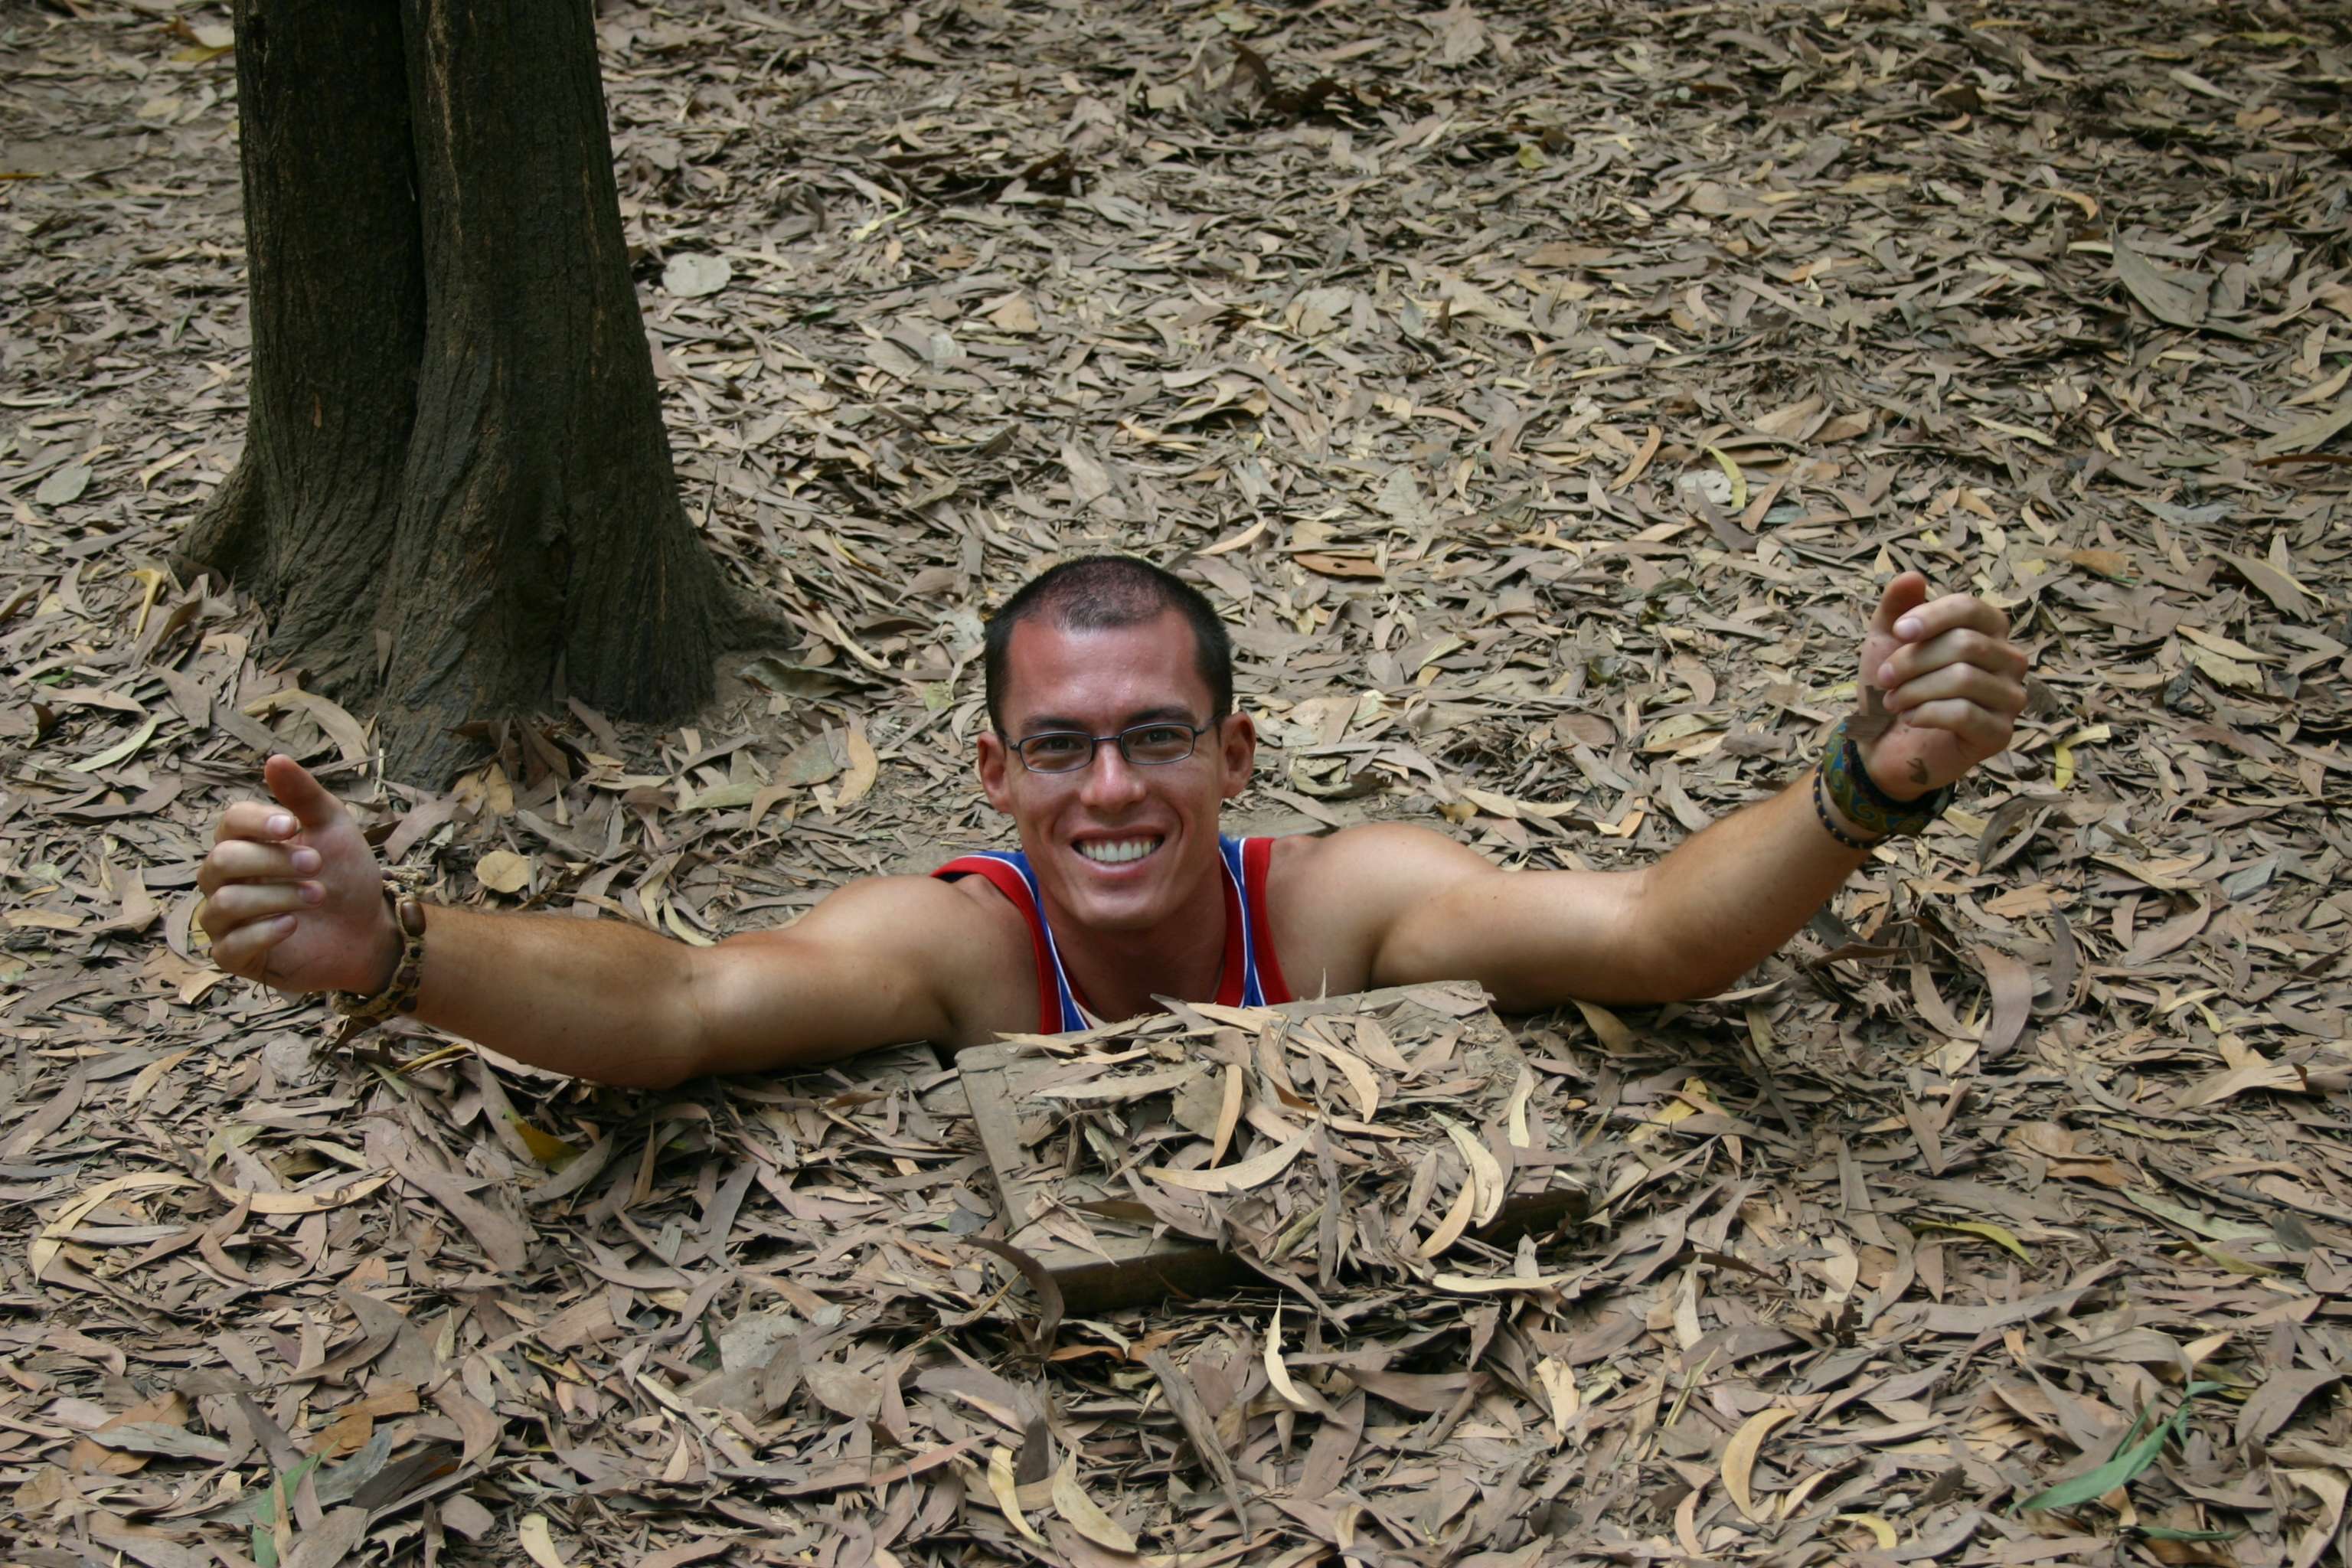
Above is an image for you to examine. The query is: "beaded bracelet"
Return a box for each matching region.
[1811,769,1875,851]
[1818,716,1954,840]
[331,866,431,1027]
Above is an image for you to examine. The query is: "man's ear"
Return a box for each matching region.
[975,731,1014,815]
[1216,712,1256,802]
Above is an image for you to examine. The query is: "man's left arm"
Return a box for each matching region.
[1360,572,2028,1007]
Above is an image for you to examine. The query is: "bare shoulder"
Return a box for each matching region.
[757,871,1014,941]
[1263,823,1498,998]
[1272,820,1495,893]
[722,873,1037,1047]
[1270,819,1658,1005]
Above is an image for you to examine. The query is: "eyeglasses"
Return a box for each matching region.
[1008,720,1217,773]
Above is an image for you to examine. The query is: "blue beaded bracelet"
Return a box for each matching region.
[1818,717,1952,839]
[1811,770,1874,851]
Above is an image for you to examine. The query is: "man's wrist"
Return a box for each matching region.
[1860,753,1930,803]
[1819,720,1953,840]
[1811,769,1883,852]
[364,897,404,995]
[332,874,431,1024]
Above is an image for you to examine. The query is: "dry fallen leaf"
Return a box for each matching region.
[2111,230,2209,329]
[1263,1306,1327,1413]
[1147,1129,1309,1194]
[987,1445,1047,1545]
[475,849,531,894]
[1050,1455,1137,1553]
[834,725,879,812]
[517,1512,570,1568]
[206,1172,392,1216]
[1723,1406,1802,1522]
[662,253,730,298]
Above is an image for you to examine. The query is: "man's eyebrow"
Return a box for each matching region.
[1016,705,1197,733]
[1119,705,1198,727]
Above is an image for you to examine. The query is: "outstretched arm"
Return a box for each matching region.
[386,878,972,1086]
[198,756,972,1087]
[1346,573,2028,1007]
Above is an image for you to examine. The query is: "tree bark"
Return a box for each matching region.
[177,0,422,699]
[181,0,739,782]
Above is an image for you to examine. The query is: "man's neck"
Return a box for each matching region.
[1043,851,1230,1024]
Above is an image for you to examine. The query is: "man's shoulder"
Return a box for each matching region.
[740,871,1038,1045]
[1247,823,1494,997]
[739,871,1027,965]
[1263,820,1483,884]
[1262,822,1492,946]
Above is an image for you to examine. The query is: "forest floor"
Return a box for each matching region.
[3,1,2351,1565]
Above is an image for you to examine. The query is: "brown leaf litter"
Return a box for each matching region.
[4,0,2352,1564]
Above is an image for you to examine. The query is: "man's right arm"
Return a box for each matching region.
[383,880,969,1086]
[199,756,972,1088]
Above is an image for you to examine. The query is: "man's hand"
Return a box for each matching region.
[1860,572,2029,799]
[198,755,394,995]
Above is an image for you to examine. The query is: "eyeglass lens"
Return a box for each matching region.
[1017,723,1201,771]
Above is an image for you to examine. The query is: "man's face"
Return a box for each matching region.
[976,610,1254,935]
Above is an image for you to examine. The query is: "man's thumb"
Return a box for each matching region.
[1868,571,1930,637]
[263,753,343,828]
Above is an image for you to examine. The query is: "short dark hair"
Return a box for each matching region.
[983,555,1233,734]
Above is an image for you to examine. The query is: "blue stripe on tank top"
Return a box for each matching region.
[955,849,1086,1032]
[959,837,1264,1027]
[1217,835,1264,1007]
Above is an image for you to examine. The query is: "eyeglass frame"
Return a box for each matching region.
[1001,717,1223,773]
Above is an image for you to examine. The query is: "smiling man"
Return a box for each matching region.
[197,555,2029,1086]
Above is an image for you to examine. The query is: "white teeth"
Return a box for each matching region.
[1078,838,1161,864]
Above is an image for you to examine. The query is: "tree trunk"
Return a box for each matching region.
[177,0,422,700]
[181,0,741,782]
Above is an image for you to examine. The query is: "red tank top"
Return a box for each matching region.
[931,835,1293,1034]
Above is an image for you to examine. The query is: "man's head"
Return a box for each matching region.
[982,556,1232,736]
[975,557,1254,936]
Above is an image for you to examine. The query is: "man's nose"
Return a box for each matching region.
[1079,742,1148,808]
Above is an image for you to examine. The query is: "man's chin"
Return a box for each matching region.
[1068,899,1165,935]
[1050,851,1175,929]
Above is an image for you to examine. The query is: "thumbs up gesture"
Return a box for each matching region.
[197,755,398,995]
[1857,573,2030,799]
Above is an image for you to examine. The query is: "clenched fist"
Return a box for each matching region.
[1857,572,2030,799]
[198,755,397,995]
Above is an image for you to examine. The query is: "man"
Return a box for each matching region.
[198,557,2029,1087]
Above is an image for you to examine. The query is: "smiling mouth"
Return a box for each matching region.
[1076,835,1164,866]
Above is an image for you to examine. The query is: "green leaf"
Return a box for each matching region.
[2018,1423,2167,1513]
[508,1112,580,1168]
[1916,1218,2031,1261]
[67,714,158,773]
[2186,1236,2282,1276]
[2133,1524,2245,1543]
[247,1451,325,1546]
[2017,1383,2220,1514]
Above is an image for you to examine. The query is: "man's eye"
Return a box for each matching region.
[1028,734,1085,754]
[1134,727,1187,746]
